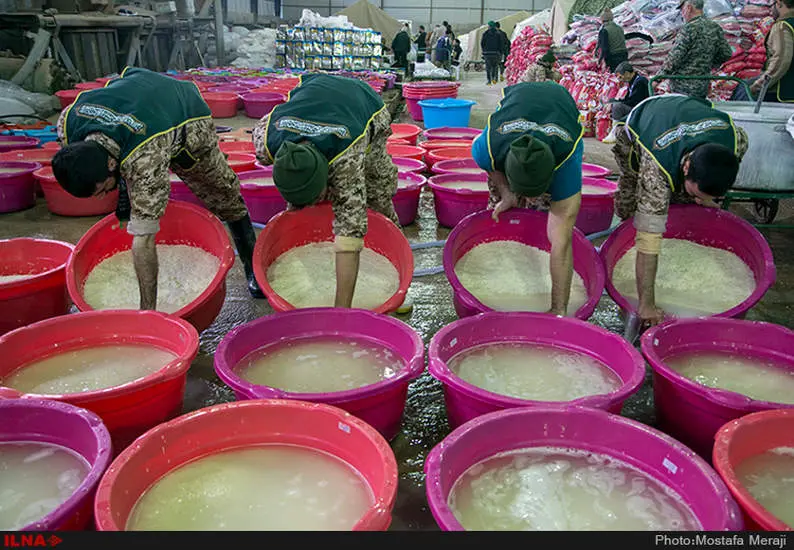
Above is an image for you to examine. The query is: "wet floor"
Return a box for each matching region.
[2,70,793,530]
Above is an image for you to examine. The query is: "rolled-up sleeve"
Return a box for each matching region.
[735,126,749,161]
[633,150,672,234]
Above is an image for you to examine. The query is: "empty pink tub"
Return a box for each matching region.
[423,127,483,141]
[392,157,426,174]
[443,209,606,320]
[428,312,646,429]
[0,399,112,531]
[0,161,41,213]
[576,176,618,235]
[214,308,425,441]
[0,136,39,153]
[424,405,744,531]
[427,172,489,228]
[241,91,286,119]
[168,173,206,209]
[394,171,425,226]
[582,162,611,177]
[238,167,287,225]
[641,317,794,460]
[599,204,776,320]
[431,158,485,176]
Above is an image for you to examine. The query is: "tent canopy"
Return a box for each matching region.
[463,11,532,63]
[336,0,403,46]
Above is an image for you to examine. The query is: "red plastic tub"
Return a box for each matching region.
[0,135,39,153]
[426,146,473,171]
[641,317,794,460]
[419,139,473,153]
[0,148,55,165]
[714,409,794,531]
[252,203,413,315]
[427,172,489,228]
[0,310,199,453]
[238,167,287,225]
[387,137,410,146]
[55,89,80,109]
[214,308,424,441]
[390,123,422,145]
[201,92,239,118]
[576,176,618,235]
[394,171,426,226]
[66,201,235,333]
[428,312,646,429]
[423,127,483,141]
[443,209,606,320]
[0,238,74,336]
[219,140,255,155]
[392,157,426,174]
[599,205,776,321]
[34,166,118,217]
[241,91,286,119]
[42,141,62,151]
[226,153,257,173]
[386,144,424,162]
[0,399,112,531]
[93,399,399,531]
[431,158,486,177]
[75,82,103,91]
[0,161,40,212]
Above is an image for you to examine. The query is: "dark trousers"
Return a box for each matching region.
[484,53,501,83]
[731,77,780,102]
[611,102,632,122]
[393,52,408,68]
[606,51,628,72]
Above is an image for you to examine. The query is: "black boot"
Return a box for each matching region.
[227,214,266,299]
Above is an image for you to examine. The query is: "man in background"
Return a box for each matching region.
[602,62,650,143]
[391,24,411,68]
[414,25,427,63]
[661,0,733,98]
[521,49,562,83]
[429,24,444,63]
[482,21,504,85]
[596,9,628,71]
[495,22,511,81]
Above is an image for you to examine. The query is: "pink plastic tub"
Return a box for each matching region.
[423,127,484,141]
[394,171,426,226]
[392,157,426,174]
[0,136,39,153]
[0,161,40,212]
[214,308,424,441]
[390,123,422,145]
[582,162,611,177]
[238,167,287,225]
[0,310,200,453]
[94,399,399,531]
[576,176,618,235]
[443,209,606,320]
[641,317,794,460]
[0,399,112,531]
[427,172,489,228]
[713,409,794,531]
[424,405,744,531]
[600,205,776,320]
[168,173,205,209]
[34,166,118,217]
[431,158,485,176]
[241,91,286,119]
[386,144,424,161]
[66,201,235,333]
[428,312,646,429]
[0,238,74,336]
[201,92,239,118]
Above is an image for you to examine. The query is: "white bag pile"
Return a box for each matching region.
[231,28,279,68]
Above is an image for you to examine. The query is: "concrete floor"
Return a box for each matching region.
[2,70,793,531]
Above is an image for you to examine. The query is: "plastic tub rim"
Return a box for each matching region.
[0,237,75,292]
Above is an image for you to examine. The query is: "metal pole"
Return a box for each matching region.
[214,0,224,67]
[480,0,484,25]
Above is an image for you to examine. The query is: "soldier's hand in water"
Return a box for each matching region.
[638,304,665,328]
[492,192,518,222]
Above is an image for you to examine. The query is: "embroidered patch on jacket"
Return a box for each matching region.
[496,118,572,141]
[275,117,351,139]
[75,104,146,134]
[654,118,730,149]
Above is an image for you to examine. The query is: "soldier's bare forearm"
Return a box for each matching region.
[132,234,158,310]
[636,251,658,312]
[334,250,360,308]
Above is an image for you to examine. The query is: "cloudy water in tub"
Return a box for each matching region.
[735,446,794,528]
[0,441,90,530]
[449,446,700,531]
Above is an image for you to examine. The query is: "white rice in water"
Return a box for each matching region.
[266,242,399,309]
[82,245,220,314]
[0,274,35,283]
[242,177,274,187]
[581,184,614,196]
[436,180,488,191]
[454,240,588,315]
[611,238,755,316]
[0,167,25,174]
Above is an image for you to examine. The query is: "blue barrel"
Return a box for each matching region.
[418,99,476,130]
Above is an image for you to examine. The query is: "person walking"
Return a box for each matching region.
[391,24,411,69]
[595,9,628,71]
[482,21,503,85]
[495,22,511,81]
[414,25,427,63]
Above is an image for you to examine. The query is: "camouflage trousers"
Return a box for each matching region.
[169,118,249,223]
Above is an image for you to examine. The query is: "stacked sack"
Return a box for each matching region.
[559,65,627,138]
[709,13,775,100]
[504,27,554,85]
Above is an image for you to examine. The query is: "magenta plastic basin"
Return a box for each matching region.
[641,317,794,460]
[0,136,40,153]
[428,312,646,429]
[168,173,206,209]
[392,157,426,174]
[431,158,485,177]
[214,308,425,441]
[424,405,744,531]
[582,162,611,177]
[394,171,426,226]
[241,91,286,119]
[576,176,617,235]
[423,127,483,141]
[0,161,41,213]
[0,399,112,531]
[427,172,489,228]
[599,204,776,320]
[238,167,286,225]
[443,208,606,320]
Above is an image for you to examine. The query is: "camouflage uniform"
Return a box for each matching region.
[612,124,749,233]
[661,15,733,98]
[253,106,399,249]
[520,63,562,83]
[56,113,248,236]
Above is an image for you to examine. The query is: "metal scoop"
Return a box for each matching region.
[754,75,771,114]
